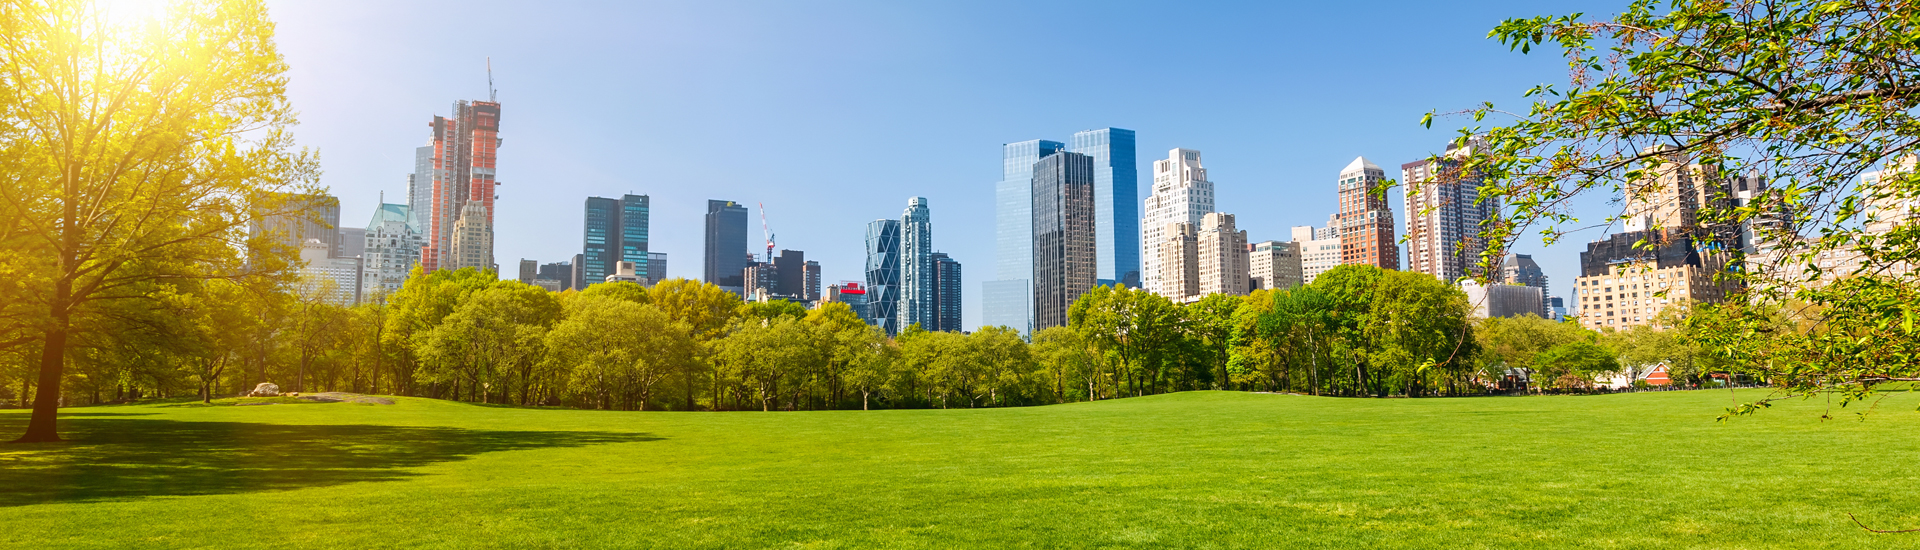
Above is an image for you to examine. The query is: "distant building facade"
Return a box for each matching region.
[1142,149,1215,296]
[1197,212,1249,298]
[1292,225,1342,284]
[1249,240,1303,291]
[1031,152,1095,331]
[986,139,1064,337]
[899,198,935,332]
[1071,128,1139,288]
[931,252,962,332]
[360,202,420,301]
[1336,156,1399,270]
[1403,139,1497,283]
[583,195,650,286]
[705,200,750,294]
[418,100,502,274]
[1156,222,1200,303]
[865,219,902,335]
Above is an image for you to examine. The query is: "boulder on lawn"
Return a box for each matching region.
[248,383,280,397]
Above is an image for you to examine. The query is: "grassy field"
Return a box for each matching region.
[3,390,1920,549]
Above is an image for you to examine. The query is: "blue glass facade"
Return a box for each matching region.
[1071,128,1139,288]
[898,198,934,332]
[987,139,1064,337]
[582,195,649,286]
[705,200,750,289]
[864,219,902,335]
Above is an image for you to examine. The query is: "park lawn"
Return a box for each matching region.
[1,391,1919,549]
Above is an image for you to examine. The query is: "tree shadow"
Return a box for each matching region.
[0,415,659,507]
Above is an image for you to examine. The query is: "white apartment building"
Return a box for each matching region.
[1292,225,1342,284]
[361,202,421,302]
[1141,148,1215,295]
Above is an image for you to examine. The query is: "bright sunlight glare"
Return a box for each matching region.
[98,0,169,27]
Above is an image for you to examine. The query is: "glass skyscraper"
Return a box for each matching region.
[1071,128,1139,288]
[582,195,649,285]
[1031,152,1096,331]
[704,200,750,292]
[898,197,934,333]
[931,252,962,332]
[986,139,1064,335]
[864,219,901,335]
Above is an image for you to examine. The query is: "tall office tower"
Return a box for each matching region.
[1249,240,1304,291]
[570,254,585,291]
[648,252,668,284]
[1156,222,1201,303]
[803,260,821,301]
[1197,213,1249,297]
[1336,157,1399,270]
[1142,149,1216,295]
[581,195,651,286]
[252,193,342,257]
[705,200,751,293]
[339,228,366,258]
[1292,225,1343,284]
[1071,128,1140,288]
[1403,140,1498,283]
[898,197,935,332]
[986,139,1066,335]
[744,261,777,299]
[419,100,502,273]
[773,249,806,298]
[360,202,421,301]
[1031,152,1096,330]
[930,253,962,332]
[518,259,538,283]
[408,147,432,233]
[865,219,902,335]
[538,261,573,290]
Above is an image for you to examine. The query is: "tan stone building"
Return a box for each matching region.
[1155,222,1200,303]
[1250,240,1303,291]
[1197,213,1249,298]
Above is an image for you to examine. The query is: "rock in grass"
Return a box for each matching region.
[247,383,280,397]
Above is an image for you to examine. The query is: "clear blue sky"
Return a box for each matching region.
[268,0,1619,328]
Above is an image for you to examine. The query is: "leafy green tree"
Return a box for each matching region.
[1069,285,1178,398]
[0,0,317,441]
[1535,340,1619,390]
[1449,0,1920,413]
[1366,270,1478,396]
[840,326,897,410]
[1031,326,1096,403]
[649,279,740,409]
[546,296,692,410]
[383,266,495,397]
[1184,294,1241,390]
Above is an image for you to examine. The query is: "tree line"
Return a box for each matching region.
[5,260,1732,415]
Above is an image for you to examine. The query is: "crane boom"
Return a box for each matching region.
[758,202,774,262]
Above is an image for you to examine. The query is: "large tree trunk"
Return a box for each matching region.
[18,305,71,443]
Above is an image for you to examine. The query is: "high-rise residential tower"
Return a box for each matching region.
[582,195,650,286]
[1031,152,1096,331]
[1142,149,1216,295]
[419,100,502,273]
[1071,128,1139,288]
[252,193,342,258]
[898,198,935,332]
[1336,157,1399,270]
[865,219,902,335]
[986,139,1065,335]
[705,200,750,293]
[1404,140,1498,283]
[931,252,962,332]
[1197,213,1249,297]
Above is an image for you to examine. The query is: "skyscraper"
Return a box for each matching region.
[864,219,902,334]
[898,197,935,332]
[360,202,420,301]
[648,252,668,285]
[582,195,650,286]
[538,261,573,291]
[705,200,750,293]
[252,193,342,258]
[1142,149,1216,295]
[1031,152,1095,331]
[931,252,962,332]
[420,100,502,273]
[518,259,538,283]
[1404,139,1498,283]
[773,249,807,298]
[1337,157,1399,270]
[1197,212,1249,297]
[1071,128,1140,288]
[803,260,821,302]
[986,139,1066,335]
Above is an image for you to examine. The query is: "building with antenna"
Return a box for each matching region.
[418,98,502,274]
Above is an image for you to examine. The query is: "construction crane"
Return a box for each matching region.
[758,202,774,263]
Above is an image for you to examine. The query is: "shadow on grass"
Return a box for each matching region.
[0,415,659,507]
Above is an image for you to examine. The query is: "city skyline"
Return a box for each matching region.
[273,0,1614,329]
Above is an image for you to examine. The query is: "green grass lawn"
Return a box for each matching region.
[3,390,1920,549]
